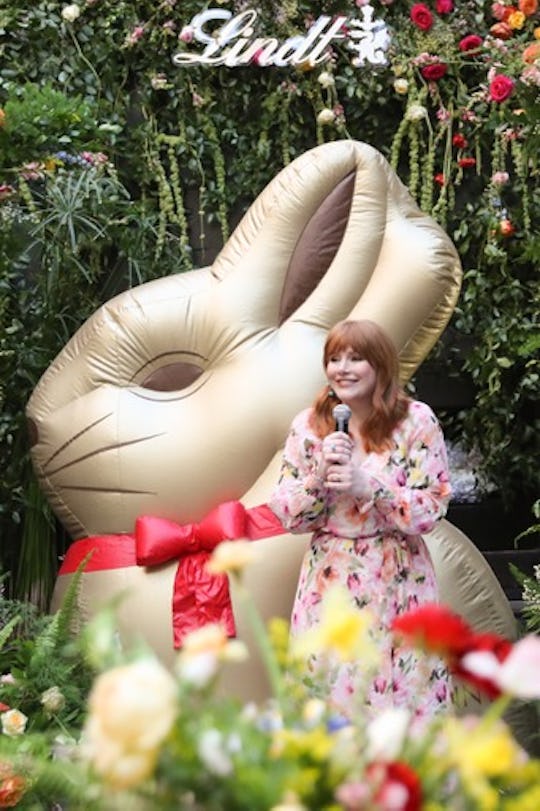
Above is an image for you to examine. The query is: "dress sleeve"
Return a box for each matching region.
[268,411,328,533]
[367,402,452,536]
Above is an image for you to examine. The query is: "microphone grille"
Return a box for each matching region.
[332,403,352,421]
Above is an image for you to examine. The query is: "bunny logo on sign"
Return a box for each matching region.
[26,141,520,703]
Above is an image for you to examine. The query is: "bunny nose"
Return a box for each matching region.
[27,417,39,448]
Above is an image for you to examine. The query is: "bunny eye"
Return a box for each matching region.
[135,352,206,392]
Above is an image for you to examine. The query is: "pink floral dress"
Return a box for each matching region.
[269,400,454,724]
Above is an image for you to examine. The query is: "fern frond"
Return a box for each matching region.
[0,614,21,652]
[30,554,92,667]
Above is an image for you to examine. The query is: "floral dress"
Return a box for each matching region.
[269,400,453,724]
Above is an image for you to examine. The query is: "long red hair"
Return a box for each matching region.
[310,320,410,451]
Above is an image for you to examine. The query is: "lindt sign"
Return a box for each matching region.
[172,5,390,69]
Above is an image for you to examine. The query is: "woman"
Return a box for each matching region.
[269,319,453,723]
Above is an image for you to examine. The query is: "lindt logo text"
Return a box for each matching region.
[173,6,389,69]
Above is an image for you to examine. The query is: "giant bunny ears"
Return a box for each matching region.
[26,140,462,539]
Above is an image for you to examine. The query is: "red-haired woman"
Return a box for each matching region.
[269,320,453,724]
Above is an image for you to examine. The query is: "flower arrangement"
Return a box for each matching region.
[1,545,539,810]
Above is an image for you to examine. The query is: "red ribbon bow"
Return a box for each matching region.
[57,500,285,648]
[135,501,249,647]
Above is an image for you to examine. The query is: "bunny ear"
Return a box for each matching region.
[348,166,462,381]
[212,141,388,329]
[213,140,461,377]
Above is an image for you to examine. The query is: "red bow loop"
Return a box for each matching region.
[135,501,248,567]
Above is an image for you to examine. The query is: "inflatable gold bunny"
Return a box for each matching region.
[27,141,523,724]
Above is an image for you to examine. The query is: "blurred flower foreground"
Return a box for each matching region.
[1,543,540,810]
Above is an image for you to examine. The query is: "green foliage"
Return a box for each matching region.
[0,561,95,733]
[0,82,101,170]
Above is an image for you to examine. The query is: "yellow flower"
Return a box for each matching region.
[291,584,377,664]
[508,11,526,29]
[534,26,540,39]
[206,539,254,575]
[82,657,178,789]
[445,717,522,778]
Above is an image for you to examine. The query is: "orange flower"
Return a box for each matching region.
[522,41,540,62]
[0,764,26,809]
[519,0,538,16]
[490,21,513,39]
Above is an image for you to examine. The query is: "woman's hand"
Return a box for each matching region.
[320,432,371,498]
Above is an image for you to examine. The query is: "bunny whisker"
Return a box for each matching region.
[44,432,167,476]
[43,412,114,468]
[56,485,157,495]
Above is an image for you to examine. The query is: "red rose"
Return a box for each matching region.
[459,34,483,52]
[452,133,468,148]
[434,173,446,186]
[421,62,448,81]
[489,73,515,102]
[436,0,454,13]
[458,157,476,168]
[410,3,433,30]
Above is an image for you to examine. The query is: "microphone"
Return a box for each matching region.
[332,403,352,434]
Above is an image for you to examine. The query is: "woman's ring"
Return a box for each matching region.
[331,444,336,452]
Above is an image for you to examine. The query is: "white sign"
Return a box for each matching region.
[172,5,389,69]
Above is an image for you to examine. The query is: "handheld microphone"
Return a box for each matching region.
[332,403,352,434]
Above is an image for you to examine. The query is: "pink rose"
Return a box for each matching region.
[410,3,433,31]
[491,2,507,20]
[436,0,454,13]
[421,62,448,81]
[488,73,515,102]
[459,34,483,52]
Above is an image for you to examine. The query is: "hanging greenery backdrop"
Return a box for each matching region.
[0,0,539,603]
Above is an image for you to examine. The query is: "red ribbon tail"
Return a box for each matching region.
[172,552,236,647]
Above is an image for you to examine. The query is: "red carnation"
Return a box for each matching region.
[434,173,446,186]
[436,0,454,13]
[459,34,483,52]
[410,3,433,31]
[421,62,448,81]
[392,604,473,657]
[458,157,476,168]
[369,762,423,811]
[489,74,515,102]
[452,133,468,148]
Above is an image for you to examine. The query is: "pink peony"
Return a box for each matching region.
[410,3,433,31]
[491,2,508,20]
[488,73,515,101]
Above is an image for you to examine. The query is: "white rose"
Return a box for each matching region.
[318,71,335,88]
[61,4,81,22]
[393,78,409,95]
[198,729,234,776]
[317,108,336,126]
[41,686,66,714]
[406,103,428,122]
[1,708,28,736]
[366,708,411,761]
